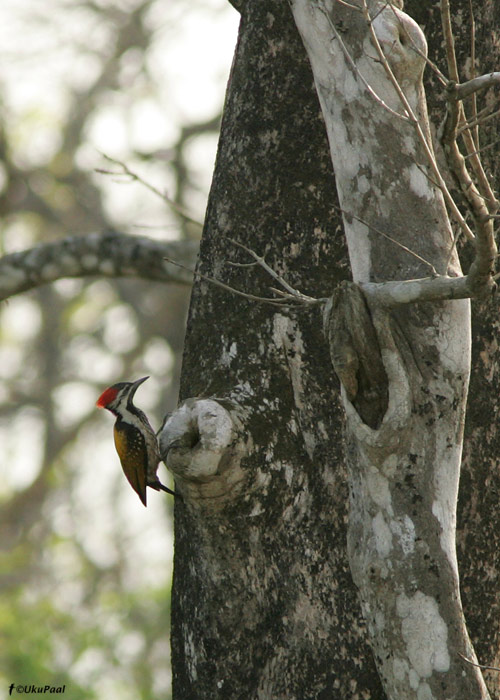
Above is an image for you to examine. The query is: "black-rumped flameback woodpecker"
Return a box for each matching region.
[96,376,176,506]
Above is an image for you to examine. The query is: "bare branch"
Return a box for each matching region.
[227,238,320,303]
[455,72,500,100]
[457,102,498,212]
[361,0,476,243]
[96,153,204,228]
[0,232,198,301]
[440,4,499,214]
[333,204,438,276]
[441,0,460,83]
[458,652,500,674]
[466,0,479,150]
[458,105,500,135]
[335,0,362,10]
[440,83,498,294]
[464,137,500,160]
[360,275,471,306]
[164,255,325,309]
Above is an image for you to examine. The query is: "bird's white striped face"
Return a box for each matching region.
[96,377,150,422]
[96,383,130,415]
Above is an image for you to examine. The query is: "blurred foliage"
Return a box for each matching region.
[0,0,238,697]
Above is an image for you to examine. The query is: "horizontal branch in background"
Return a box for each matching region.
[1,228,493,310]
[0,231,198,301]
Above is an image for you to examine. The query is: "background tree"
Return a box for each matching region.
[0,1,236,698]
[2,0,500,698]
[160,0,500,698]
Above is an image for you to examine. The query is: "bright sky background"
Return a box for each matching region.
[0,1,240,696]
[0,0,240,243]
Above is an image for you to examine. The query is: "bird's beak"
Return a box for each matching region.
[129,375,149,399]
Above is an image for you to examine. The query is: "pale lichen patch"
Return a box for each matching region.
[347,218,371,282]
[221,341,238,367]
[81,254,98,269]
[402,134,416,156]
[372,511,393,557]
[343,71,360,102]
[367,467,392,512]
[416,682,434,700]
[357,174,370,194]
[390,515,416,555]
[392,656,409,682]
[381,454,398,477]
[408,163,434,200]
[396,592,450,678]
[99,260,116,276]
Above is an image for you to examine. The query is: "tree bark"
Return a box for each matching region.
[291,1,488,696]
[406,0,500,684]
[0,233,196,300]
[163,1,389,698]
[165,0,500,698]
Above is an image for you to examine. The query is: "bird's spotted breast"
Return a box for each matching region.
[113,421,147,505]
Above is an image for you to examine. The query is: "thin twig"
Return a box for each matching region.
[226,260,259,269]
[335,0,362,10]
[96,153,203,228]
[361,0,475,242]
[333,204,438,275]
[441,0,460,83]
[439,1,497,291]
[441,2,498,210]
[457,106,500,135]
[458,652,500,674]
[456,101,499,211]
[412,160,443,192]
[467,0,479,150]
[464,138,500,160]
[163,256,324,308]
[319,4,410,123]
[445,226,464,272]
[227,238,320,303]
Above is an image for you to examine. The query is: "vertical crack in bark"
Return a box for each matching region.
[326,281,389,429]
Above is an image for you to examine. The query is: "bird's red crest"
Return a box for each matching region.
[96,386,119,408]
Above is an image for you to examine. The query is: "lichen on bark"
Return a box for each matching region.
[292,0,489,696]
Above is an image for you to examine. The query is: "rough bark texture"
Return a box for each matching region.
[167,0,500,698]
[291,1,488,697]
[165,1,390,698]
[406,1,500,689]
[0,232,196,300]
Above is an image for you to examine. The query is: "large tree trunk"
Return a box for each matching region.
[163,1,500,698]
[409,0,500,682]
[164,1,383,697]
[290,1,490,695]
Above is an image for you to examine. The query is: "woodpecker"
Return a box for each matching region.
[96,376,177,506]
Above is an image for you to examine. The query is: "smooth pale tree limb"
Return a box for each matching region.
[454,71,500,100]
[291,1,489,697]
